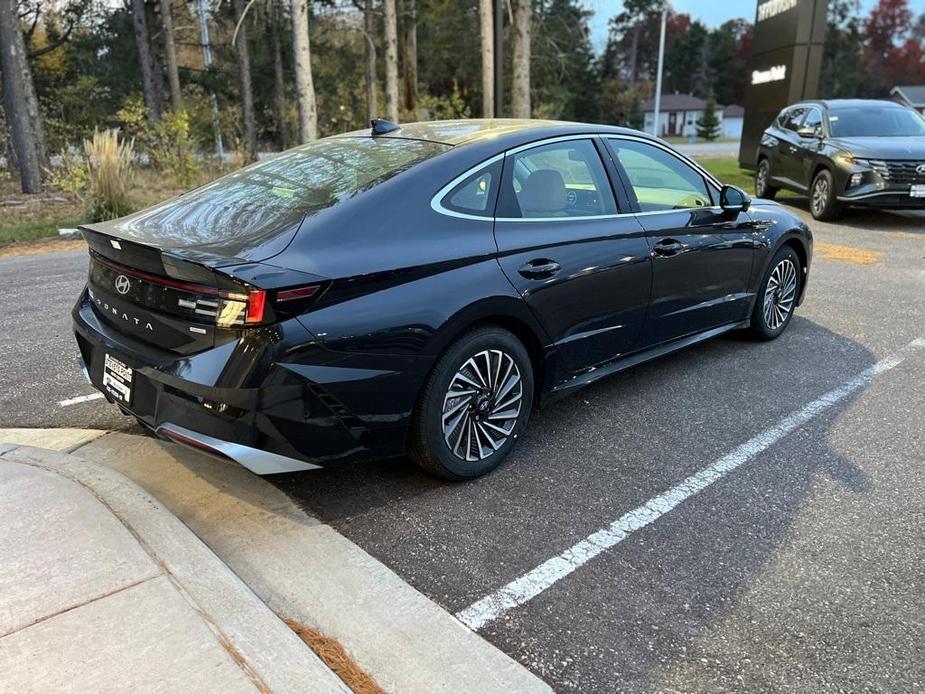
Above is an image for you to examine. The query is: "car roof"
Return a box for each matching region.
[791,98,908,110]
[336,118,651,148]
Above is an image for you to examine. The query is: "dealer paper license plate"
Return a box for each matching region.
[102,353,133,405]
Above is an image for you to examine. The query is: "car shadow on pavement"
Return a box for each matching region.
[268,317,894,691]
[775,196,925,233]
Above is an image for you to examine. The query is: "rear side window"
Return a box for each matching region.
[440,159,502,217]
[111,137,449,254]
[499,139,617,219]
[608,138,713,212]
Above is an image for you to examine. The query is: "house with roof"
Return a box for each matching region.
[890,85,925,115]
[641,94,744,139]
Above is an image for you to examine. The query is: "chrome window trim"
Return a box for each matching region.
[634,205,723,216]
[429,132,724,223]
[495,213,626,223]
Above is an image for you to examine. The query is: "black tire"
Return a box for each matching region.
[755,158,778,199]
[409,326,533,480]
[809,168,840,221]
[750,246,802,340]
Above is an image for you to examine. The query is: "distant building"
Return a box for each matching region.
[641,94,745,139]
[722,104,745,138]
[890,85,925,115]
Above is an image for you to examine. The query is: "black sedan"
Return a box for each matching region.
[73,119,812,480]
[755,98,925,220]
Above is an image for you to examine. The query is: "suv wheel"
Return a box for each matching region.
[750,246,802,340]
[810,169,840,221]
[409,327,533,480]
[755,159,778,199]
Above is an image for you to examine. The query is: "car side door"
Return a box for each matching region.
[604,136,758,347]
[493,137,652,372]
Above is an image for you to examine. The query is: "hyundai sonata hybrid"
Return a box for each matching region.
[73,119,812,480]
[755,99,925,220]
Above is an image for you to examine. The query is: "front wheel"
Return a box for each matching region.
[810,169,840,221]
[750,246,802,340]
[409,327,533,480]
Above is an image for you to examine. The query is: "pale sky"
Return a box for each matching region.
[581,0,925,53]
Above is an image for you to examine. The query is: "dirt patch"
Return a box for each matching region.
[814,242,882,265]
[0,237,86,259]
[284,619,385,694]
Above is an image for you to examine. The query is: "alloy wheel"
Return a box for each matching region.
[763,258,797,330]
[811,176,829,217]
[442,349,522,462]
[756,162,769,196]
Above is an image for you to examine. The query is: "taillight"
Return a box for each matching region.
[244,290,267,324]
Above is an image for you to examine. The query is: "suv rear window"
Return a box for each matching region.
[108,137,449,256]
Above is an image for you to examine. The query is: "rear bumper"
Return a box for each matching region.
[73,288,425,474]
[156,423,321,474]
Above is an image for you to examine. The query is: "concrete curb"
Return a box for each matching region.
[0,443,350,694]
[34,430,553,693]
[0,427,108,452]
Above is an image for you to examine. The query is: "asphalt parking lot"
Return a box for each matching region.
[2,200,923,692]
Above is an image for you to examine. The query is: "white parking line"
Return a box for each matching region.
[455,339,925,631]
[58,392,104,407]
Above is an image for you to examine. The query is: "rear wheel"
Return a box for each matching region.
[755,159,778,199]
[750,246,801,340]
[810,168,840,221]
[409,327,533,480]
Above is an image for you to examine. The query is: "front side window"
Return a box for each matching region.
[802,108,823,134]
[607,138,713,212]
[781,106,808,131]
[501,139,617,219]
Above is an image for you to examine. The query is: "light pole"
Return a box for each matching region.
[652,4,667,138]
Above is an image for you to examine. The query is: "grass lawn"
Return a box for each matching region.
[696,158,756,191]
[662,136,739,145]
[0,216,82,246]
[0,165,228,250]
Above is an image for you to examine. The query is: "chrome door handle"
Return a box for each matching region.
[518,259,561,278]
[653,240,684,256]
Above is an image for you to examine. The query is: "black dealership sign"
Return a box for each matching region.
[738,0,828,168]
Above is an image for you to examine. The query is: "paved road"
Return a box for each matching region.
[674,141,741,158]
[2,201,924,692]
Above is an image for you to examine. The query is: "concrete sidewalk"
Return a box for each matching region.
[0,430,553,694]
[0,442,349,694]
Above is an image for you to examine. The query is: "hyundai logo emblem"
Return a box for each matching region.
[114,274,131,295]
[916,163,925,176]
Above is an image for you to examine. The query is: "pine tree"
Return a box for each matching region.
[696,100,721,141]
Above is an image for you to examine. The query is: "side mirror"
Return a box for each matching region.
[797,125,822,139]
[720,185,751,213]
